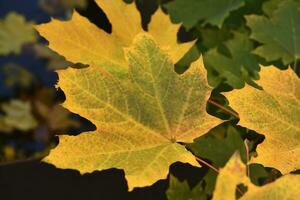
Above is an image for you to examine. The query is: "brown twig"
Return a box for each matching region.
[195,156,219,174]
[207,99,239,119]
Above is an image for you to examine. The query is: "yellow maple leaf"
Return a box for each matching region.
[36,0,222,189]
[36,0,194,73]
[224,67,300,173]
[40,32,221,189]
[213,152,300,200]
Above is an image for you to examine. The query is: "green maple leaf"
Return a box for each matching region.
[165,0,245,29]
[247,0,300,65]
[200,27,233,50]
[43,33,222,189]
[166,175,206,200]
[262,0,282,17]
[203,31,260,89]
[188,125,246,168]
[187,124,246,194]
[248,164,269,186]
[0,12,37,55]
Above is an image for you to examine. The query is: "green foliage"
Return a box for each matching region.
[166,0,300,88]
[165,0,245,29]
[247,0,300,65]
[203,31,261,89]
[188,124,247,168]
[262,0,282,17]
[166,175,206,200]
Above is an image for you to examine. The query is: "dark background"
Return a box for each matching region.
[0,1,203,199]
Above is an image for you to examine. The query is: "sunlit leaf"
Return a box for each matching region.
[33,44,88,70]
[36,0,194,75]
[43,33,222,189]
[224,67,300,173]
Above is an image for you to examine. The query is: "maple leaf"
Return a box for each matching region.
[212,152,300,200]
[166,175,206,200]
[187,124,247,195]
[203,31,260,89]
[246,0,300,65]
[33,44,88,70]
[42,33,222,189]
[188,125,246,168]
[165,0,245,29]
[0,12,37,55]
[224,67,300,173]
[262,0,282,17]
[35,0,221,189]
[36,0,194,76]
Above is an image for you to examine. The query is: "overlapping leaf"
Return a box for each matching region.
[213,153,300,200]
[247,0,300,65]
[203,31,260,88]
[166,175,206,200]
[224,67,300,173]
[36,0,194,76]
[187,124,246,195]
[165,0,245,29]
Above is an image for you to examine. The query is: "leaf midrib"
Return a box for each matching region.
[62,72,170,142]
[58,142,172,159]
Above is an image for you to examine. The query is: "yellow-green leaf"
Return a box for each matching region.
[224,67,300,173]
[1,100,38,132]
[43,33,222,189]
[213,152,300,200]
[35,0,194,75]
[0,12,37,55]
[212,152,246,200]
[166,175,206,200]
[241,175,300,200]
